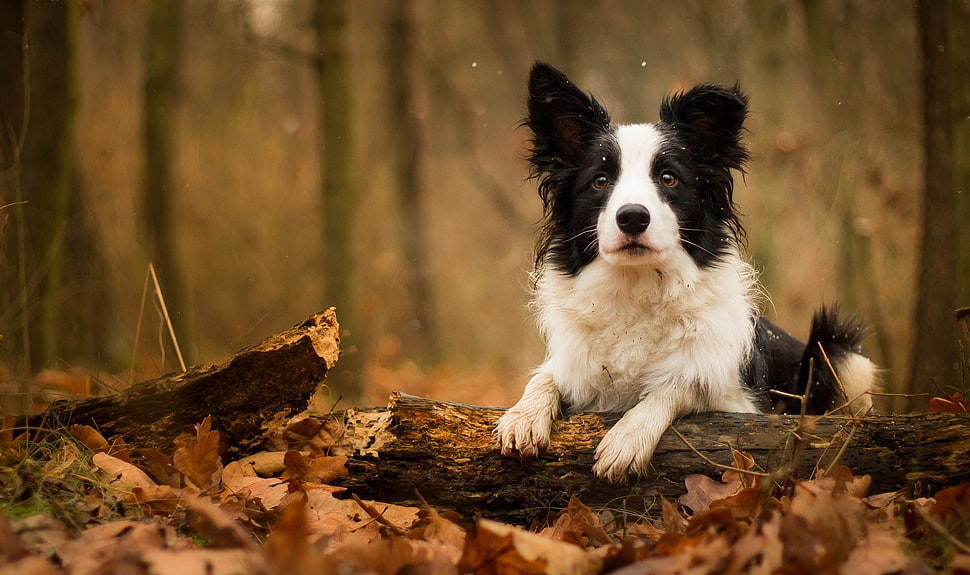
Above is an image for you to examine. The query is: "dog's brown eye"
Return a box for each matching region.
[660,172,677,187]
[592,175,609,189]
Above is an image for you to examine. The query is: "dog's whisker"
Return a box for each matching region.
[680,238,719,259]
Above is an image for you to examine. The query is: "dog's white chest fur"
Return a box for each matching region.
[534,253,759,414]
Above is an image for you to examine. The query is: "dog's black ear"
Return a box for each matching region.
[525,62,611,171]
[659,84,749,170]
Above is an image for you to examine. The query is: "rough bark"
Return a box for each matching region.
[330,393,970,524]
[14,310,970,525]
[17,309,340,456]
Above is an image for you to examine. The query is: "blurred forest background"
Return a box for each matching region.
[1,1,968,414]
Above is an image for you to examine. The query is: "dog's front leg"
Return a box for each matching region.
[593,392,683,483]
[495,371,560,458]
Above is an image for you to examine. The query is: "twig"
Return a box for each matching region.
[768,389,804,401]
[816,342,847,398]
[915,506,970,555]
[867,392,929,399]
[148,262,186,372]
[129,266,152,384]
[821,424,858,475]
[670,426,768,478]
[350,493,407,536]
[801,357,815,418]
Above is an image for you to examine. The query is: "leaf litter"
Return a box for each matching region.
[1,415,969,574]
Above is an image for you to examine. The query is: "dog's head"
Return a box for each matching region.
[524,62,750,276]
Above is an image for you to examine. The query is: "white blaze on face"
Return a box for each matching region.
[597,124,682,266]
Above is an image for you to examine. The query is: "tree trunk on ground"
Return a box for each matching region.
[329,393,970,524]
[908,0,961,408]
[15,311,970,525]
[17,309,340,456]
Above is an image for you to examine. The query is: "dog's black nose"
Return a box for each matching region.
[616,204,651,235]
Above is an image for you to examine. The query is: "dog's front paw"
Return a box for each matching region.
[593,433,646,483]
[494,408,553,458]
[592,419,663,483]
[495,371,560,458]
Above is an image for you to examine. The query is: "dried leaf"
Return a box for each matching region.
[930,483,970,521]
[305,455,349,484]
[131,484,181,515]
[459,518,602,575]
[930,391,968,413]
[0,556,60,575]
[621,520,667,543]
[328,536,461,575]
[139,548,265,575]
[136,448,181,487]
[221,461,289,512]
[722,449,759,488]
[708,488,763,521]
[0,513,30,563]
[659,497,687,535]
[263,495,311,575]
[55,520,174,575]
[722,513,784,575]
[281,451,349,484]
[946,554,970,574]
[280,417,341,454]
[233,451,296,477]
[680,474,743,515]
[540,496,611,547]
[173,415,223,491]
[817,465,872,498]
[92,452,157,492]
[305,489,359,546]
[864,490,905,512]
[70,424,109,453]
[418,504,466,552]
[181,492,256,549]
[281,450,311,481]
[843,527,926,574]
[5,514,70,561]
[351,493,419,537]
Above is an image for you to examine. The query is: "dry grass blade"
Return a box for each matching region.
[820,424,858,476]
[669,426,768,478]
[148,262,186,372]
[915,506,970,555]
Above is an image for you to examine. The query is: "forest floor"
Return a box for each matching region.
[2,388,970,575]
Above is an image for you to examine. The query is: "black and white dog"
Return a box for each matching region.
[495,63,876,482]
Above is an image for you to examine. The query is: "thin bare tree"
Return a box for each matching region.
[908,0,961,408]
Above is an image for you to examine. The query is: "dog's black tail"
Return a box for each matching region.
[796,305,876,415]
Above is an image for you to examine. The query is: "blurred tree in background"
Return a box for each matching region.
[1,0,967,411]
[908,0,959,409]
[143,0,193,366]
[316,0,360,396]
[1,0,112,385]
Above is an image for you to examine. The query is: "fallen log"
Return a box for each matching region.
[329,393,970,524]
[14,309,970,525]
[16,309,340,454]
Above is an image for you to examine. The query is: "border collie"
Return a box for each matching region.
[495,62,877,483]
